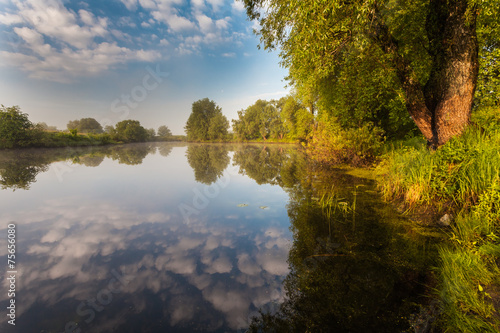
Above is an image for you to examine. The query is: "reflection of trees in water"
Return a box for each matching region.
[75,154,105,167]
[232,145,306,188]
[108,143,155,165]
[157,144,174,157]
[0,160,48,190]
[245,160,437,332]
[0,149,63,190]
[186,144,230,185]
[0,143,161,190]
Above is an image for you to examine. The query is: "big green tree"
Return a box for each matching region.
[0,105,34,148]
[114,120,149,142]
[244,0,500,148]
[185,98,229,141]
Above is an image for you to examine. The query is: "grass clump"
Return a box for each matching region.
[379,112,500,332]
[380,127,500,209]
[438,245,499,332]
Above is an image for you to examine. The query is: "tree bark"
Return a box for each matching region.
[372,0,479,148]
[424,0,479,147]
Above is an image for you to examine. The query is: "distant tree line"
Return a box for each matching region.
[0,104,180,149]
[232,96,314,142]
[184,96,314,142]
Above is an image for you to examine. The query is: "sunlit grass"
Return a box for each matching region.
[379,120,500,332]
[380,127,500,209]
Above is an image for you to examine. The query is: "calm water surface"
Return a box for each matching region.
[0,143,438,333]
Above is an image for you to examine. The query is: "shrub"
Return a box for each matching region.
[306,113,384,166]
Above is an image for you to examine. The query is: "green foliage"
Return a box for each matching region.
[244,0,430,137]
[381,126,500,207]
[280,95,314,141]
[245,0,500,145]
[379,119,500,331]
[306,113,385,166]
[474,0,500,109]
[36,122,58,131]
[114,120,149,142]
[146,128,156,140]
[438,245,500,332]
[316,46,418,139]
[185,98,229,141]
[0,105,34,148]
[67,118,103,133]
[157,125,172,140]
[471,106,500,132]
[232,99,286,141]
[208,112,229,141]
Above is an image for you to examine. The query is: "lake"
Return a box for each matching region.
[0,143,439,332]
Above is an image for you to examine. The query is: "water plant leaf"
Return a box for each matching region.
[259,206,268,209]
[237,203,248,207]
[478,284,483,292]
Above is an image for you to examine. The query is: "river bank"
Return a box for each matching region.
[376,126,500,332]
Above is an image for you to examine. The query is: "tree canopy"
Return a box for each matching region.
[114,120,149,142]
[185,98,229,141]
[232,99,284,140]
[67,118,103,133]
[244,0,500,147]
[157,125,172,139]
[0,105,34,148]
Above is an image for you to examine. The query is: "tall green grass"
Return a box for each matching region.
[380,127,500,209]
[379,118,500,332]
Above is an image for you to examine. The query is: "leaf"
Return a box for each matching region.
[237,204,249,207]
[478,284,483,292]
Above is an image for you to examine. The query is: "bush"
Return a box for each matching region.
[306,113,385,166]
[0,105,33,148]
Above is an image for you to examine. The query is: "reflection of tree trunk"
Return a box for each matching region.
[372,0,478,148]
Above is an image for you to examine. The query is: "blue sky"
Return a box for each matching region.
[0,0,288,134]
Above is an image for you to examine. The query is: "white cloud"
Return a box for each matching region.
[78,9,95,26]
[206,0,224,11]
[191,0,205,10]
[221,52,235,57]
[138,0,158,10]
[231,0,245,13]
[196,13,213,33]
[0,12,23,25]
[0,43,161,83]
[11,0,109,49]
[152,11,196,31]
[120,0,138,10]
[0,0,165,82]
[215,17,230,30]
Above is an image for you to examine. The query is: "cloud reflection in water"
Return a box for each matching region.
[0,144,292,332]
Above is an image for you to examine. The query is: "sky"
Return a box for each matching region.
[0,0,289,134]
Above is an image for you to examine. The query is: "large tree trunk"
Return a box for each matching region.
[373,0,479,148]
[424,0,479,147]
